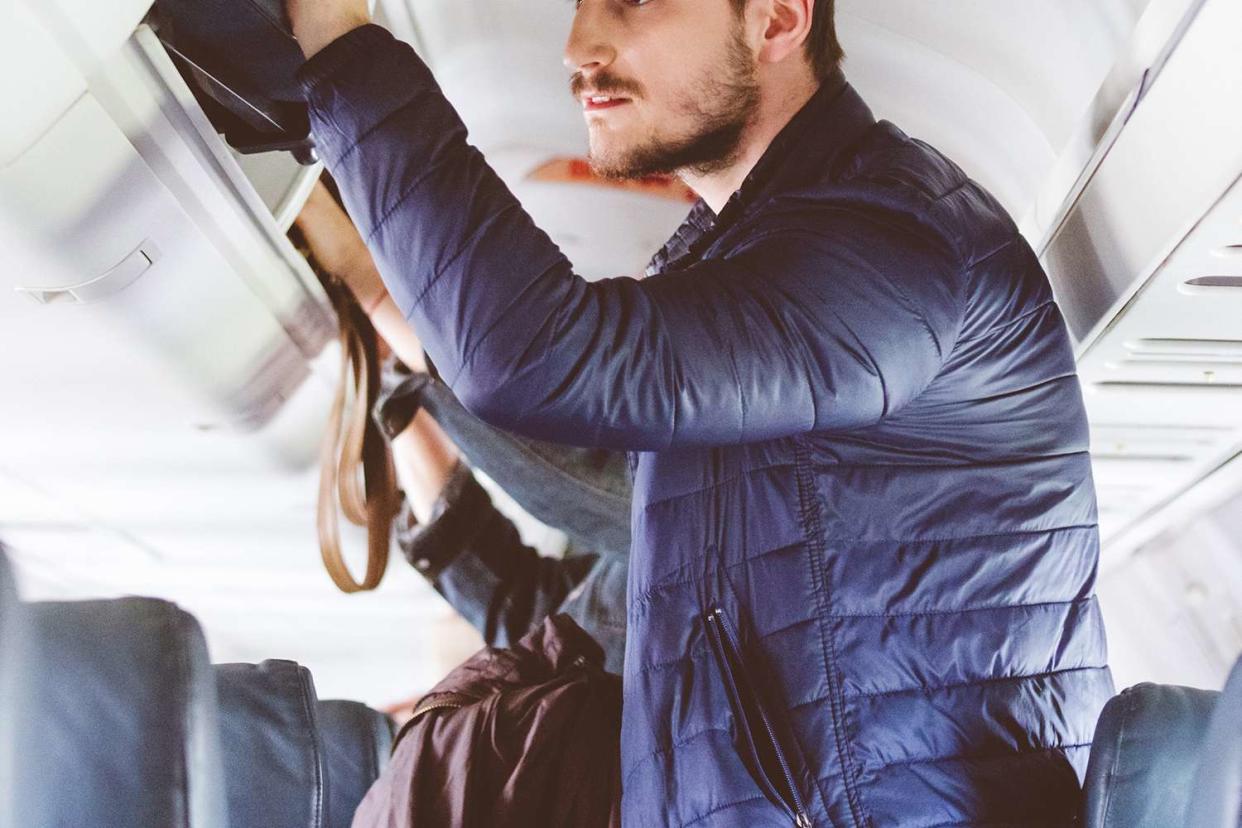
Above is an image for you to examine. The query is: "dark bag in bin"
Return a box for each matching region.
[151,0,317,163]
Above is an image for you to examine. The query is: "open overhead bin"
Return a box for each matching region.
[1033,0,1242,554]
[0,0,333,433]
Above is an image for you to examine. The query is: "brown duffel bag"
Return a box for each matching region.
[353,614,622,828]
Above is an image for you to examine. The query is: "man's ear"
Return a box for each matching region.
[755,0,813,66]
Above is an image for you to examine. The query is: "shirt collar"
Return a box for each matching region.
[646,70,875,276]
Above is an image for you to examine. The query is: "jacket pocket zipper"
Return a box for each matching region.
[410,697,467,720]
[407,657,590,729]
[705,607,811,828]
[390,691,474,750]
[406,691,473,729]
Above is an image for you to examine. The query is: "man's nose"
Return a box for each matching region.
[563,0,617,74]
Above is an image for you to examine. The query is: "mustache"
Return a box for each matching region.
[570,71,643,99]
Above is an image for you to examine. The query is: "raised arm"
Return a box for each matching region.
[296,25,962,450]
[394,463,597,649]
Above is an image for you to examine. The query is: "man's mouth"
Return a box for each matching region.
[582,94,632,112]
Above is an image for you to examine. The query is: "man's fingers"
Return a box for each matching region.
[285,0,372,59]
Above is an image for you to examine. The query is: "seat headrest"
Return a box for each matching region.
[215,659,327,828]
[1186,656,1242,827]
[0,550,24,827]
[1083,682,1217,827]
[316,699,394,828]
[14,598,227,828]
[0,550,15,605]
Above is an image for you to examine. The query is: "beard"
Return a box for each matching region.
[582,26,760,181]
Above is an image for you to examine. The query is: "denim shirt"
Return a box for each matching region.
[376,362,630,673]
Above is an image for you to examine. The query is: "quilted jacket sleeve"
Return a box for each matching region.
[298,25,962,451]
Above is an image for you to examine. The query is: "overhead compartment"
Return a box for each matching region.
[1034,0,1242,557]
[1,3,334,435]
[0,90,315,428]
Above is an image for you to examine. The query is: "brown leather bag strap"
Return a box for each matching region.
[316,278,398,594]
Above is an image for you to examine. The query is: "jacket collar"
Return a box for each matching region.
[645,69,876,276]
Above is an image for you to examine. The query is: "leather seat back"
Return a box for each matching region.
[216,659,327,828]
[1083,682,1216,826]
[1084,652,1242,828]
[317,699,394,827]
[1185,656,1242,827]
[0,550,26,828]
[14,597,228,828]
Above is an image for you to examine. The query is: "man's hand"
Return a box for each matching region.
[285,0,371,60]
[295,181,387,313]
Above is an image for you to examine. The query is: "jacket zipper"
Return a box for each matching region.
[409,692,472,721]
[391,692,474,750]
[410,700,464,718]
[407,657,590,729]
[706,607,811,828]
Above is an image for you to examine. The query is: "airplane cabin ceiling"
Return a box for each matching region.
[384,0,1156,226]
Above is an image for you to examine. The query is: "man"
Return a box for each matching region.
[287,0,1113,824]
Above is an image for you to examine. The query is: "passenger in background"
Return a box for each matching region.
[295,183,629,673]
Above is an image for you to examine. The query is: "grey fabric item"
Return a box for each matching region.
[14,598,228,828]
[1187,657,1242,828]
[317,699,394,828]
[0,550,24,828]
[1083,682,1218,827]
[0,547,14,605]
[216,659,327,828]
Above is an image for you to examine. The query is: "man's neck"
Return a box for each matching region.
[681,73,821,214]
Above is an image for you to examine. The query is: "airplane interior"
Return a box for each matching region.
[1,0,1241,825]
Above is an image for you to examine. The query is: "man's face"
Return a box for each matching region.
[565,0,761,180]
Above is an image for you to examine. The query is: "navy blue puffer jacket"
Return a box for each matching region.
[299,26,1113,827]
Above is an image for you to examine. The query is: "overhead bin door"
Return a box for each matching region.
[0,91,313,429]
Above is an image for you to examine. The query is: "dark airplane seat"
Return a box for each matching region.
[1083,655,1242,827]
[215,659,328,828]
[317,699,395,828]
[1083,682,1217,826]
[0,551,25,827]
[0,547,15,606]
[13,598,228,828]
[1183,656,1242,827]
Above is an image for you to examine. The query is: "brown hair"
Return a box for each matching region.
[733,0,843,81]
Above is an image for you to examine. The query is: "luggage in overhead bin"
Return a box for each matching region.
[152,0,316,161]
